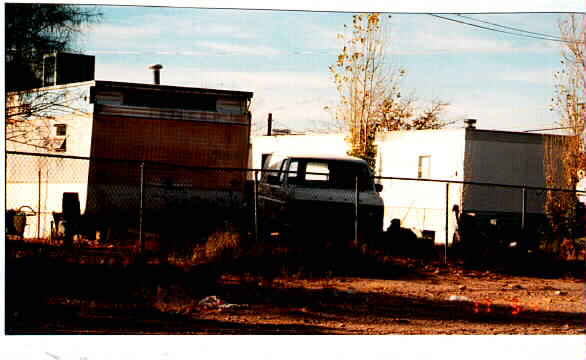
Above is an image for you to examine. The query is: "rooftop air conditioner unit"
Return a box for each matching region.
[42,52,95,87]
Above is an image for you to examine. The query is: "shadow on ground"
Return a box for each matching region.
[5,246,584,334]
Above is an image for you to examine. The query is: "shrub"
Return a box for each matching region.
[204,231,242,263]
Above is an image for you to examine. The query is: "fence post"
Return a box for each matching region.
[355,176,359,247]
[38,168,41,241]
[521,184,527,232]
[138,161,145,256]
[445,182,449,265]
[253,169,259,244]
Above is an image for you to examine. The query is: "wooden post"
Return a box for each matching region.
[267,113,273,136]
[138,162,145,256]
[254,169,259,244]
[521,185,527,231]
[355,176,359,247]
[445,182,449,264]
[38,168,41,241]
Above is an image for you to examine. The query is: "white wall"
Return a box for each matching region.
[8,183,89,239]
[6,154,92,240]
[6,83,94,240]
[250,134,350,170]
[376,129,466,245]
[6,83,95,156]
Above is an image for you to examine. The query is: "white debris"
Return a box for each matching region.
[345,287,358,295]
[448,295,471,302]
[218,303,249,309]
[198,295,248,310]
[198,296,224,308]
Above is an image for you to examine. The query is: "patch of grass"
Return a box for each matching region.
[204,231,243,264]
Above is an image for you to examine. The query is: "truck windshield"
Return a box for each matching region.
[288,159,373,190]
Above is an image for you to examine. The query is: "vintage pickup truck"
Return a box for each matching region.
[257,153,384,246]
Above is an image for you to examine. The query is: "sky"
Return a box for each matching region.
[64,1,586,135]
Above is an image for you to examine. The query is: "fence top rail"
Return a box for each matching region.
[373,175,583,194]
[6,150,259,172]
[7,151,584,194]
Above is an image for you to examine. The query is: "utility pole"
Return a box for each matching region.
[267,113,273,136]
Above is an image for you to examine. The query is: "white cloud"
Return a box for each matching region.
[442,92,558,132]
[80,17,258,54]
[389,30,560,55]
[496,70,557,85]
[385,13,563,56]
[90,50,143,55]
[137,15,257,39]
[201,24,255,39]
[82,23,160,41]
[194,40,281,56]
[299,23,344,52]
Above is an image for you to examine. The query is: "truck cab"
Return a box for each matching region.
[258,153,384,246]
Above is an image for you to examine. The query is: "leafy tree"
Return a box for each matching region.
[544,14,585,248]
[5,3,100,91]
[329,13,450,170]
[379,98,451,131]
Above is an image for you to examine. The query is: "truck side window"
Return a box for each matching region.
[262,156,283,184]
[278,160,288,184]
[286,160,299,184]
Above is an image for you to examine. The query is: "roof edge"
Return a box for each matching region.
[94,80,253,98]
[8,80,253,98]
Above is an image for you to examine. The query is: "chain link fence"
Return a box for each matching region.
[376,175,585,260]
[6,152,255,255]
[6,151,585,261]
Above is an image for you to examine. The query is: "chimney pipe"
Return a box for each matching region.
[465,118,477,129]
[267,113,273,136]
[148,64,163,85]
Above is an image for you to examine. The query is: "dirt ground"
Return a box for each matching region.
[6,244,584,335]
[191,267,584,335]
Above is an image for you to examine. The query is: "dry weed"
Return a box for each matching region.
[204,231,242,263]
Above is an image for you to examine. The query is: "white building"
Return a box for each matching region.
[251,126,568,246]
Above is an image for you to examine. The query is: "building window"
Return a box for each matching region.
[55,124,67,136]
[418,155,431,179]
[54,124,67,152]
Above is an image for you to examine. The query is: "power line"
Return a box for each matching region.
[429,14,584,44]
[429,14,565,42]
[457,14,564,41]
[522,126,582,133]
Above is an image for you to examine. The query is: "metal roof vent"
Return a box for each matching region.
[148,64,163,85]
[465,118,477,129]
